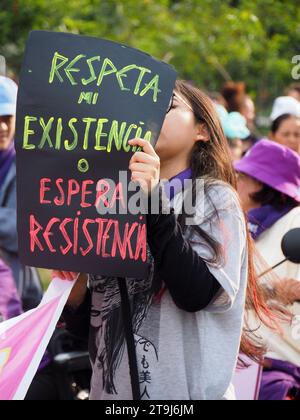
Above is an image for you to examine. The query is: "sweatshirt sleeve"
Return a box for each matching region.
[0,175,18,253]
[63,288,91,341]
[146,187,221,312]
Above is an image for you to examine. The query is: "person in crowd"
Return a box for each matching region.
[235,139,300,400]
[222,81,259,153]
[0,76,43,310]
[53,81,279,400]
[216,104,250,161]
[269,113,300,155]
[0,255,22,321]
[285,83,300,103]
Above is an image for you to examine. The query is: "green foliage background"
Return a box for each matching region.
[1,0,300,107]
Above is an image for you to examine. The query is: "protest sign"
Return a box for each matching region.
[16,31,177,277]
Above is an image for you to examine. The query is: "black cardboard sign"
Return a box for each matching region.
[16,31,177,278]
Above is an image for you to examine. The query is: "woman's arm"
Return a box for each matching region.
[63,288,91,341]
[128,137,221,312]
[68,273,89,309]
[147,200,221,312]
[52,271,88,309]
[52,272,91,340]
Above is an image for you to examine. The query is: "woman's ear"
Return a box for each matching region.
[268,131,274,140]
[195,122,209,143]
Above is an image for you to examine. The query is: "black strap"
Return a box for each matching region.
[117,278,141,401]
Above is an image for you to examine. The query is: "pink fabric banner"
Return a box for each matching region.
[0,278,75,400]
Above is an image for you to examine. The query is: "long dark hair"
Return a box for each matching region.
[251,183,299,211]
[174,80,280,362]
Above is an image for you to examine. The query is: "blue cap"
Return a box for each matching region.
[0,76,18,117]
[216,104,250,140]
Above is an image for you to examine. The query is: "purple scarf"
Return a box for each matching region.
[165,168,193,200]
[0,259,52,371]
[0,143,15,189]
[248,204,295,240]
[0,259,22,320]
[0,259,52,372]
[259,358,300,400]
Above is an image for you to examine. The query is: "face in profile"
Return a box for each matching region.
[228,138,243,162]
[0,115,15,151]
[155,91,208,165]
[236,172,263,212]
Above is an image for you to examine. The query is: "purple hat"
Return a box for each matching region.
[234,139,300,203]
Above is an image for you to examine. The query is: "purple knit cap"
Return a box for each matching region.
[234,139,300,203]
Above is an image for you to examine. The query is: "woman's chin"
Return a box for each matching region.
[154,137,168,155]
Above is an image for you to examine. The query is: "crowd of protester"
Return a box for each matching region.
[1,70,300,400]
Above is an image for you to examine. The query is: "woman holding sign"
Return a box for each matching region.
[56,81,274,400]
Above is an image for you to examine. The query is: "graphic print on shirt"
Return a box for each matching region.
[90,263,160,397]
[135,304,160,400]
